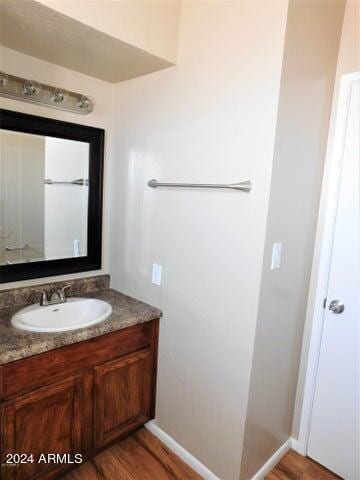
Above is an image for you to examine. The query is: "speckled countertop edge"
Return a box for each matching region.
[0,288,162,366]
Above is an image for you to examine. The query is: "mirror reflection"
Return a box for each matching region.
[0,130,89,265]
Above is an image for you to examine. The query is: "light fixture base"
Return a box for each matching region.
[0,72,93,114]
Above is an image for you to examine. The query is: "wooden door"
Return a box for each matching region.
[94,348,153,448]
[1,375,88,480]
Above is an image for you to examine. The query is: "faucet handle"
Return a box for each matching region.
[59,284,71,302]
[37,290,49,306]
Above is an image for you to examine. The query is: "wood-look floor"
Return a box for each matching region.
[266,450,342,480]
[62,429,202,480]
[63,431,340,480]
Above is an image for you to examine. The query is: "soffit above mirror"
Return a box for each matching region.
[0,0,179,83]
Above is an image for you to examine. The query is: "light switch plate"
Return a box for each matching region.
[152,263,162,285]
[271,243,282,270]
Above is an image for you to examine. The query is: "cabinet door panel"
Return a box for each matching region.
[94,348,153,448]
[1,376,86,480]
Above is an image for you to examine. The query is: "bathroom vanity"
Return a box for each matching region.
[0,97,163,480]
[0,105,163,480]
[0,276,161,480]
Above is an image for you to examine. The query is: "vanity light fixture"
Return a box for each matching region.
[0,72,93,114]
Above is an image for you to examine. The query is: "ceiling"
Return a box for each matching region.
[0,0,174,83]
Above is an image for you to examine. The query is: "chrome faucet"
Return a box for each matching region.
[38,285,71,306]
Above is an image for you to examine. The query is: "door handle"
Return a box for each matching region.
[329,300,345,314]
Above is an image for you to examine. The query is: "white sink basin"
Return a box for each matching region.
[11,298,112,333]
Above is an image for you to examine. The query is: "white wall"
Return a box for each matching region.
[0,45,113,289]
[109,1,288,477]
[240,1,345,477]
[292,0,360,442]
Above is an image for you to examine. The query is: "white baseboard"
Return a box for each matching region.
[250,438,294,480]
[291,438,306,455]
[145,420,220,480]
[146,421,297,480]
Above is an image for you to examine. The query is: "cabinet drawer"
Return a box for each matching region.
[0,322,154,401]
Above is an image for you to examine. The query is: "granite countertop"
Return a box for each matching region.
[0,288,162,366]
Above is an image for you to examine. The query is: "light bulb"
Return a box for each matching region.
[51,88,68,103]
[77,95,92,110]
[0,72,8,88]
[22,80,41,96]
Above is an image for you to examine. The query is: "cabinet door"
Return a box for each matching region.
[94,348,154,448]
[0,375,89,480]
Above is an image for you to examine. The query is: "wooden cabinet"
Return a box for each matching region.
[94,348,153,448]
[1,375,88,480]
[0,320,159,480]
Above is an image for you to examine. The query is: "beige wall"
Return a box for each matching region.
[292,0,360,441]
[335,0,360,75]
[240,1,345,478]
[108,1,289,477]
[0,46,113,289]
[38,0,181,64]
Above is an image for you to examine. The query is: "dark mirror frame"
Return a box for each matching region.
[0,109,104,283]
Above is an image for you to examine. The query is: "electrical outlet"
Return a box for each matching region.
[152,263,162,285]
[271,243,282,270]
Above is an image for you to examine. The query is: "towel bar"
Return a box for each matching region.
[147,179,251,192]
[44,178,88,186]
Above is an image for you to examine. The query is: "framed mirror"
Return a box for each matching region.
[0,109,104,283]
